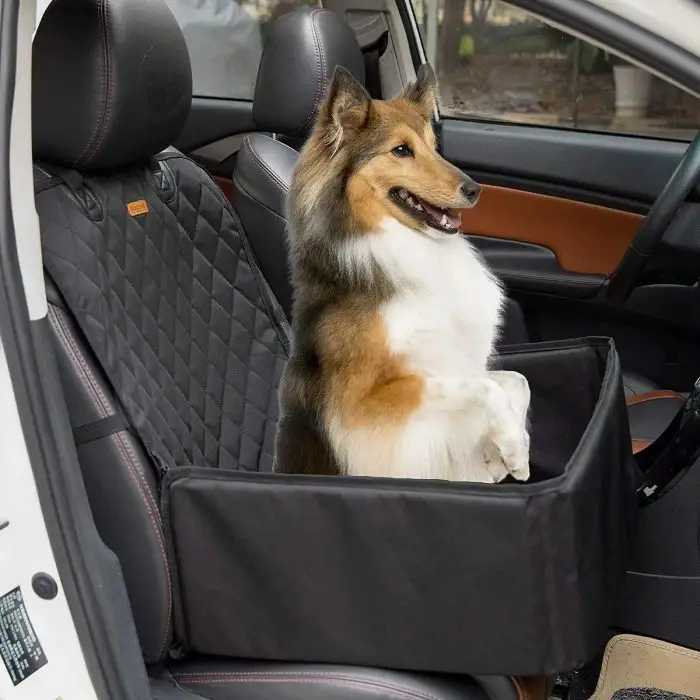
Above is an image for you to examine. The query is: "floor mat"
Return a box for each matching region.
[613,690,696,700]
[590,635,700,700]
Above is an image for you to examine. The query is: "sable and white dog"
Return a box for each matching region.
[274,64,531,483]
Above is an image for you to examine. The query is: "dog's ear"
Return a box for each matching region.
[401,63,438,118]
[319,67,371,149]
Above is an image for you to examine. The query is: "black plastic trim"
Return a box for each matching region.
[175,98,255,153]
[441,120,686,204]
[470,237,604,299]
[395,0,424,68]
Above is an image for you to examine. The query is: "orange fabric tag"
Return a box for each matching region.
[127,200,149,216]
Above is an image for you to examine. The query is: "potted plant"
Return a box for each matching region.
[610,54,652,118]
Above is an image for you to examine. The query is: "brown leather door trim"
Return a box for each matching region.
[626,390,684,406]
[461,185,644,275]
[632,439,653,454]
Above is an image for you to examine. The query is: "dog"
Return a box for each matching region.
[274,64,531,483]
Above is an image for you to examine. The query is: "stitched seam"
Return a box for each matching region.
[299,9,326,136]
[232,174,287,221]
[242,137,289,194]
[174,675,441,700]
[50,306,111,416]
[76,0,112,167]
[113,432,172,661]
[49,308,172,660]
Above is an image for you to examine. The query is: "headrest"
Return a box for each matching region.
[32,0,192,171]
[253,7,364,138]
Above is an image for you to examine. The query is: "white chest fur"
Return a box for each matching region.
[331,219,529,483]
[371,219,504,377]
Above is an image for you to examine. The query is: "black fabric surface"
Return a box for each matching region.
[36,153,289,473]
[163,338,639,677]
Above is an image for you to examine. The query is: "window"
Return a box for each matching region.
[411,0,700,140]
[165,0,320,101]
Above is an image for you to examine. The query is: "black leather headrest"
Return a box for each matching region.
[253,7,364,138]
[32,0,192,171]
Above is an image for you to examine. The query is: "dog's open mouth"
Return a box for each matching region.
[390,188,462,234]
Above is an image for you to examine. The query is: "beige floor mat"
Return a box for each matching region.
[590,634,700,700]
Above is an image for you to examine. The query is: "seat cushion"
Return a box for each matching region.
[166,659,537,700]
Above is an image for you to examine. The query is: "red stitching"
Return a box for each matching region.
[49,305,172,661]
[111,434,172,660]
[173,673,442,700]
[49,307,109,416]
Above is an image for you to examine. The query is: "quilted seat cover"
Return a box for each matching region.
[35,152,289,473]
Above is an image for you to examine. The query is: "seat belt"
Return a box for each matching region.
[362,32,388,99]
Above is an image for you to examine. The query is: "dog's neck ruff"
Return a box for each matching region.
[337,217,467,292]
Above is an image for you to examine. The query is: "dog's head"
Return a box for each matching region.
[311,64,480,237]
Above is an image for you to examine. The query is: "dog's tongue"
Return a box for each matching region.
[417,197,462,230]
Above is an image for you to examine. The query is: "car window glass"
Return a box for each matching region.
[411,0,700,140]
[164,0,320,101]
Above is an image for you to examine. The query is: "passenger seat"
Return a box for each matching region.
[32,1,539,698]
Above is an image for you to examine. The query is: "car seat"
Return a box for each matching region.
[31,0,544,698]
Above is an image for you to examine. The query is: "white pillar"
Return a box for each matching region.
[425,0,438,68]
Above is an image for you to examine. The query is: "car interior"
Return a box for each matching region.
[16,0,700,698]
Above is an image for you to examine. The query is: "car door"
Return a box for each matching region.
[399,0,700,393]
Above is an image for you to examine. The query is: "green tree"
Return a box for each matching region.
[439,0,493,75]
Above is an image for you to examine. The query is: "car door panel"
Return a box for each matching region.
[461,183,644,276]
[470,237,605,299]
[441,119,686,206]
[437,118,700,389]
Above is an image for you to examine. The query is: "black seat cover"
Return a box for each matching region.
[34,0,288,474]
[31,1,513,699]
[234,7,365,319]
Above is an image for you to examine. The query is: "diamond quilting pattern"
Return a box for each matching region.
[37,155,288,472]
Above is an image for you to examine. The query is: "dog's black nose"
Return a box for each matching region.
[461,180,481,204]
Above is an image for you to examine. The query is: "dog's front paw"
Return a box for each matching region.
[492,419,531,482]
[489,370,531,421]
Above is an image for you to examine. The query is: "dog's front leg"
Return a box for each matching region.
[424,374,531,482]
[486,370,531,482]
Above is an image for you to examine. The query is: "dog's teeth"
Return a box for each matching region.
[399,189,408,199]
[408,196,417,207]
[416,203,423,211]
[441,214,448,226]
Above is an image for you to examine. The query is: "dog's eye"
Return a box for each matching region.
[392,144,413,158]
